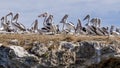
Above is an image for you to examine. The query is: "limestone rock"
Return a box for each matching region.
[60,41,75,50]
[76,42,96,59]
[0,45,39,68]
[30,43,48,57]
[0,41,120,68]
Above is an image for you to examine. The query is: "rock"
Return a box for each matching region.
[0,45,39,68]
[0,41,120,68]
[30,43,48,57]
[76,41,96,59]
[101,45,116,55]
[9,46,29,57]
[60,41,75,50]
[0,43,3,46]
[87,57,120,68]
[40,50,59,67]
[56,50,76,66]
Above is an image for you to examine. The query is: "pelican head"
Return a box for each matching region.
[38,12,48,17]
[12,13,19,21]
[7,12,13,16]
[1,17,4,20]
[83,14,90,21]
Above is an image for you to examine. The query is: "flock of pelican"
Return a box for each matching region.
[0,12,120,36]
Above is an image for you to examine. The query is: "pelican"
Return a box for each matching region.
[49,24,58,34]
[110,25,120,35]
[38,12,57,34]
[90,18,96,26]
[45,14,58,34]
[41,26,50,32]
[101,27,109,35]
[33,19,38,32]
[6,12,13,24]
[65,21,75,32]
[13,13,26,31]
[60,14,75,32]
[95,27,105,36]
[83,14,90,26]
[11,22,26,32]
[56,24,60,34]
[6,12,26,32]
[38,12,49,27]
[90,18,101,28]
[60,14,68,31]
[0,13,12,32]
[110,25,114,35]
[46,14,53,26]
[17,23,26,31]
[90,25,105,36]
[0,17,6,31]
[116,27,120,33]
[97,18,101,27]
[12,13,19,23]
[30,19,38,33]
[85,25,97,35]
[75,19,88,35]
[75,19,82,33]
[5,12,15,31]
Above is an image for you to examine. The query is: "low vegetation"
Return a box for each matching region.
[0,34,120,46]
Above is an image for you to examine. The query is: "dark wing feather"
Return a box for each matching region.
[90,18,95,23]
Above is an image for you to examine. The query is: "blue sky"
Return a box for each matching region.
[0,0,120,28]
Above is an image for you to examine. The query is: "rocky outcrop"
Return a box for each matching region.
[87,57,120,68]
[0,41,120,68]
[0,45,39,68]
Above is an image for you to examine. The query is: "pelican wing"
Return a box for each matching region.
[90,18,95,23]
[66,22,75,30]
[12,22,26,31]
[19,23,26,30]
[87,25,96,35]
[101,27,109,35]
[96,28,104,35]
[46,15,53,24]
[11,22,19,29]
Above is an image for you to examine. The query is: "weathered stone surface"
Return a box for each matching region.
[76,41,96,59]
[0,45,39,68]
[60,41,75,50]
[30,43,48,57]
[0,41,120,68]
[87,57,120,68]
[56,50,76,65]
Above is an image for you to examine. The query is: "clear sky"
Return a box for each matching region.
[0,0,120,28]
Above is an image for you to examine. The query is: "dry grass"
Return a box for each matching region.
[0,34,120,46]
